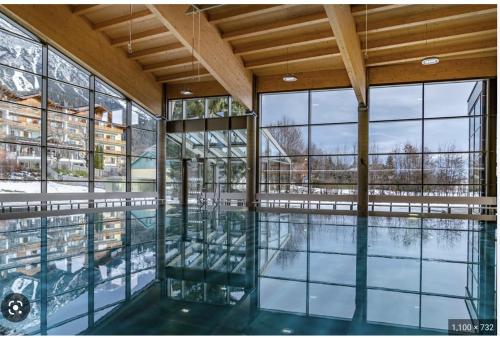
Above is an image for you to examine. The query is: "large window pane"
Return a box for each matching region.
[47,181,88,193]
[424,117,469,152]
[131,156,156,181]
[95,78,124,98]
[207,96,228,118]
[261,127,307,156]
[231,98,246,116]
[185,132,204,158]
[230,130,246,157]
[0,142,40,180]
[47,148,88,181]
[423,153,468,185]
[370,154,422,184]
[0,30,42,73]
[261,92,308,126]
[95,93,126,126]
[207,130,228,158]
[0,101,41,144]
[311,124,357,155]
[47,112,88,150]
[424,81,477,118]
[131,128,156,158]
[311,89,357,124]
[185,98,205,119]
[370,120,421,153]
[48,80,89,114]
[48,48,89,88]
[95,120,126,155]
[166,134,182,159]
[168,100,183,120]
[311,155,356,184]
[131,104,156,131]
[94,153,126,181]
[0,64,41,107]
[370,85,422,121]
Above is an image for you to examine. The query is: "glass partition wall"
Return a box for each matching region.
[0,13,158,193]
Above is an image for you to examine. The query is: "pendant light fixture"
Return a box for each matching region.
[127,4,133,55]
[181,6,198,96]
[282,47,297,82]
[421,22,439,65]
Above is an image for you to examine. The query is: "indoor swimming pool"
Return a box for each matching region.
[0,207,496,335]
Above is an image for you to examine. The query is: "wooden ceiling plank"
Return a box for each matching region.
[351,4,410,16]
[128,42,186,60]
[143,56,197,72]
[234,29,334,56]
[1,4,162,114]
[156,69,211,83]
[245,47,340,69]
[222,12,329,41]
[110,27,170,47]
[147,4,253,109]
[208,5,294,24]
[93,9,154,32]
[71,4,109,16]
[324,4,366,104]
[366,40,497,67]
[360,5,496,34]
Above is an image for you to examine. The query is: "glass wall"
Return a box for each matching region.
[259,89,358,195]
[0,13,158,193]
[168,95,247,120]
[369,80,485,197]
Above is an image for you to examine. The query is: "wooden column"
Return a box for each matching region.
[246,114,257,210]
[357,103,369,217]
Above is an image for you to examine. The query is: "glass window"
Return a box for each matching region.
[94,120,126,155]
[230,130,246,157]
[207,96,228,118]
[370,120,421,153]
[0,64,41,107]
[48,79,89,114]
[131,156,156,181]
[261,91,308,126]
[424,118,469,152]
[261,126,307,156]
[47,148,88,181]
[311,155,357,184]
[131,128,156,158]
[185,132,204,159]
[48,48,89,88]
[95,93,126,126]
[94,153,126,181]
[311,124,357,155]
[0,142,40,181]
[166,134,182,159]
[0,101,41,145]
[424,81,477,118]
[0,30,42,73]
[47,112,88,150]
[185,98,205,119]
[311,89,357,124]
[207,130,228,157]
[95,78,124,98]
[231,98,247,116]
[370,154,422,184]
[370,85,422,121]
[0,15,37,40]
[131,104,156,131]
[169,100,183,120]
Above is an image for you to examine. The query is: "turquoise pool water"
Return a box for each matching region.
[0,207,496,335]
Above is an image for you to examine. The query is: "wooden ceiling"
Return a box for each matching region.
[70,3,496,84]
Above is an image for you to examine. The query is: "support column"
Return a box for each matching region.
[357,103,369,217]
[157,84,167,295]
[246,113,257,210]
[181,159,189,206]
[485,79,496,198]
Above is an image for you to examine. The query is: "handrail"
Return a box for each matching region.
[257,193,496,205]
[0,192,158,203]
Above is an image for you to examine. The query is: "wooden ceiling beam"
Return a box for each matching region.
[110,27,170,47]
[156,69,211,83]
[359,5,496,34]
[234,29,334,56]
[351,4,409,16]
[93,9,154,32]
[143,56,197,72]
[128,42,186,60]
[366,39,497,67]
[245,47,340,70]
[324,5,366,104]
[147,4,253,109]
[0,4,162,114]
[71,4,109,16]
[208,5,295,24]
[222,12,329,41]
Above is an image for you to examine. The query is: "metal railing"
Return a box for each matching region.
[0,192,160,214]
[257,193,497,220]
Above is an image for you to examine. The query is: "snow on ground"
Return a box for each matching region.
[0,181,105,193]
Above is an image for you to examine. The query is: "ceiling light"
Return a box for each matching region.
[180,89,193,96]
[282,328,293,334]
[421,57,439,66]
[282,73,298,82]
[181,308,190,313]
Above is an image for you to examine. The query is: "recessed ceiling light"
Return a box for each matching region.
[282,73,298,82]
[180,89,193,96]
[421,57,439,65]
[181,308,190,313]
[282,328,293,334]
